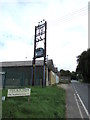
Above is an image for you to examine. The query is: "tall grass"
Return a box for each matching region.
[2,86,66,118]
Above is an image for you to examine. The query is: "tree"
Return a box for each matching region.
[71,71,77,80]
[76,49,90,83]
[60,69,71,76]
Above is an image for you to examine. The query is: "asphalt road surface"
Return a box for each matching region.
[71,80,90,117]
[58,81,90,119]
[72,80,90,119]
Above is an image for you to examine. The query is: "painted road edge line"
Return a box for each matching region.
[74,93,84,119]
[75,89,90,120]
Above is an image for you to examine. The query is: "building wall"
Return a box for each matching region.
[60,76,71,83]
[49,71,59,85]
[49,71,56,85]
[1,65,59,87]
[2,66,43,88]
[56,75,59,84]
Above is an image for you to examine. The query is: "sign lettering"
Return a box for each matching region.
[7,88,31,97]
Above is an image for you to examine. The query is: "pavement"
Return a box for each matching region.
[57,83,90,119]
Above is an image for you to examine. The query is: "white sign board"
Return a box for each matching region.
[7,88,31,97]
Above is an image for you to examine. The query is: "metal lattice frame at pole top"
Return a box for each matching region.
[32,20,47,87]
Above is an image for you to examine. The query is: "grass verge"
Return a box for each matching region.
[2,86,66,118]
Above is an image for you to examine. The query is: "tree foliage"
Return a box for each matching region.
[60,69,71,76]
[76,48,90,83]
[71,71,77,80]
[59,69,78,80]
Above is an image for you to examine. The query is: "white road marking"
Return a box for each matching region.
[74,93,84,119]
[76,92,90,120]
[73,85,90,120]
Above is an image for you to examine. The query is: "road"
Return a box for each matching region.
[71,80,90,118]
[71,80,89,112]
[58,81,90,119]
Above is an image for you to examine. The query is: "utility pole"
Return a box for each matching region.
[43,21,47,87]
[32,20,47,87]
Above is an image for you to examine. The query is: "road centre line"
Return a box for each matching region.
[74,93,84,119]
[76,91,90,119]
[74,89,90,119]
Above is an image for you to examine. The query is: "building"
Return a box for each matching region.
[0,59,59,88]
[60,76,71,83]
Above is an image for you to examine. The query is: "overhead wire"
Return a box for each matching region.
[48,6,88,26]
[0,5,89,41]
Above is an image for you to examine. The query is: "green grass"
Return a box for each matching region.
[2,86,66,118]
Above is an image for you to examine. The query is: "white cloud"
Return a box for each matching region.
[0,40,33,61]
[46,8,88,71]
[0,0,89,71]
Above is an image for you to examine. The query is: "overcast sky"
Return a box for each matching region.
[0,0,89,71]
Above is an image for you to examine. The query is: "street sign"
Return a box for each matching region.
[35,48,44,58]
[7,88,31,97]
